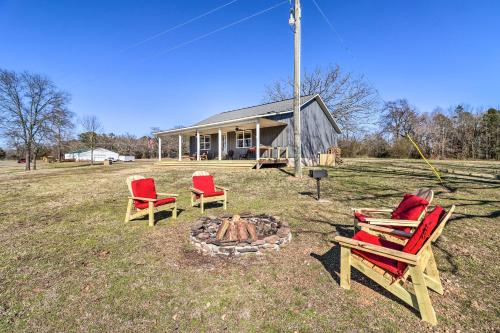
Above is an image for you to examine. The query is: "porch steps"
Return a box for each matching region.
[156,160,257,169]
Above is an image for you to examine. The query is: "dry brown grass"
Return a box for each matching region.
[0,158,498,332]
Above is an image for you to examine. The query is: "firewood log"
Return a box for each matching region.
[216,219,230,241]
[237,220,249,242]
[246,223,257,241]
[227,222,238,241]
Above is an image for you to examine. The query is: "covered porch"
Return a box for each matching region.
[155,117,290,168]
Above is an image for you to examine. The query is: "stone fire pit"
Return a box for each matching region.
[190,214,292,257]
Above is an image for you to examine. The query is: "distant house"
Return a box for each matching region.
[118,155,135,162]
[64,148,119,162]
[154,94,341,165]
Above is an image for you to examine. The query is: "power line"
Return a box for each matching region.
[310,0,354,60]
[122,0,239,52]
[150,0,288,58]
[310,0,380,97]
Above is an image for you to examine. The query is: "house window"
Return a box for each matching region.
[200,135,211,150]
[236,130,252,148]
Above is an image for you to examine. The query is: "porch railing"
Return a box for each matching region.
[258,146,289,160]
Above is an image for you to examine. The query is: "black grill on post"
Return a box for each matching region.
[309,169,328,200]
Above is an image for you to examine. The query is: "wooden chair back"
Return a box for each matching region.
[412,188,434,205]
[126,175,145,196]
[411,188,434,221]
[192,171,210,177]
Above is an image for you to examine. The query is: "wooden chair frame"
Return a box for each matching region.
[335,206,455,325]
[124,175,178,227]
[352,188,434,231]
[190,171,228,213]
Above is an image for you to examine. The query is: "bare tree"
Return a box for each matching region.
[31,121,53,170]
[0,69,69,170]
[380,99,418,141]
[448,105,480,159]
[264,64,379,133]
[429,109,453,159]
[80,115,102,165]
[341,100,498,160]
[50,106,75,162]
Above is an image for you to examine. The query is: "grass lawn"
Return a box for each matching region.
[0,158,498,332]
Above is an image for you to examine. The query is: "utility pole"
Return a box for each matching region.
[290,0,302,177]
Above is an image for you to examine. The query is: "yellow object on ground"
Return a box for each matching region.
[406,135,443,183]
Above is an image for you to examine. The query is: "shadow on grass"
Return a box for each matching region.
[452,210,500,222]
[340,165,500,191]
[299,191,317,200]
[129,208,186,225]
[433,239,460,274]
[192,201,225,212]
[293,220,354,244]
[310,245,421,318]
[278,168,294,177]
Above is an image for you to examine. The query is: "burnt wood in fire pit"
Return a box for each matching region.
[190,214,291,257]
[215,214,259,243]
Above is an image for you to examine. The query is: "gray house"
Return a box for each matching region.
[154,94,341,166]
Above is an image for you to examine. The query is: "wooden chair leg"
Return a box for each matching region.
[223,192,227,210]
[424,247,444,295]
[353,216,361,235]
[340,246,352,290]
[200,195,204,213]
[172,202,177,219]
[124,199,133,223]
[148,202,154,227]
[409,266,437,325]
[191,193,194,207]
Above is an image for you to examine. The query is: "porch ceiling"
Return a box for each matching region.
[157,118,286,137]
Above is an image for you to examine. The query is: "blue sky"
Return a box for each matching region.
[1,0,498,138]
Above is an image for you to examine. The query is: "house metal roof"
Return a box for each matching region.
[67,149,87,154]
[193,95,316,126]
[67,148,117,154]
[154,94,341,135]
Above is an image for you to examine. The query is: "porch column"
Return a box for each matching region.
[158,137,162,161]
[178,134,182,161]
[256,119,260,161]
[196,130,200,161]
[218,128,222,161]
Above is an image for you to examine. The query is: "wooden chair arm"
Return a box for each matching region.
[128,196,157,202]
[357,223,413,238]
[190,188,204,195]
[215,185,229,191]
[351,207,394,213]
[335,236,418,265]
[156,192,179,197]
[364,218,420,227]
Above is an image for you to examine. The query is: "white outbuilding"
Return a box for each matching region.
[64,148,119,162]
[118,155,135,162]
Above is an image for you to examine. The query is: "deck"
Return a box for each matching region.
[156,159,289,169]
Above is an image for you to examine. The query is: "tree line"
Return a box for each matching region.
[1,67,498,171]
[0,69,180,169]
[265,65,499,160]
[339,100,499,160]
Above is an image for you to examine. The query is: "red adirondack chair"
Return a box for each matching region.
[352,188,434,234]
[190,171,228,213]
[125,176,177,226]
[335,205,455,325]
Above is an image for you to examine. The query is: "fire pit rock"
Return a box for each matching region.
[190,214,292,257]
